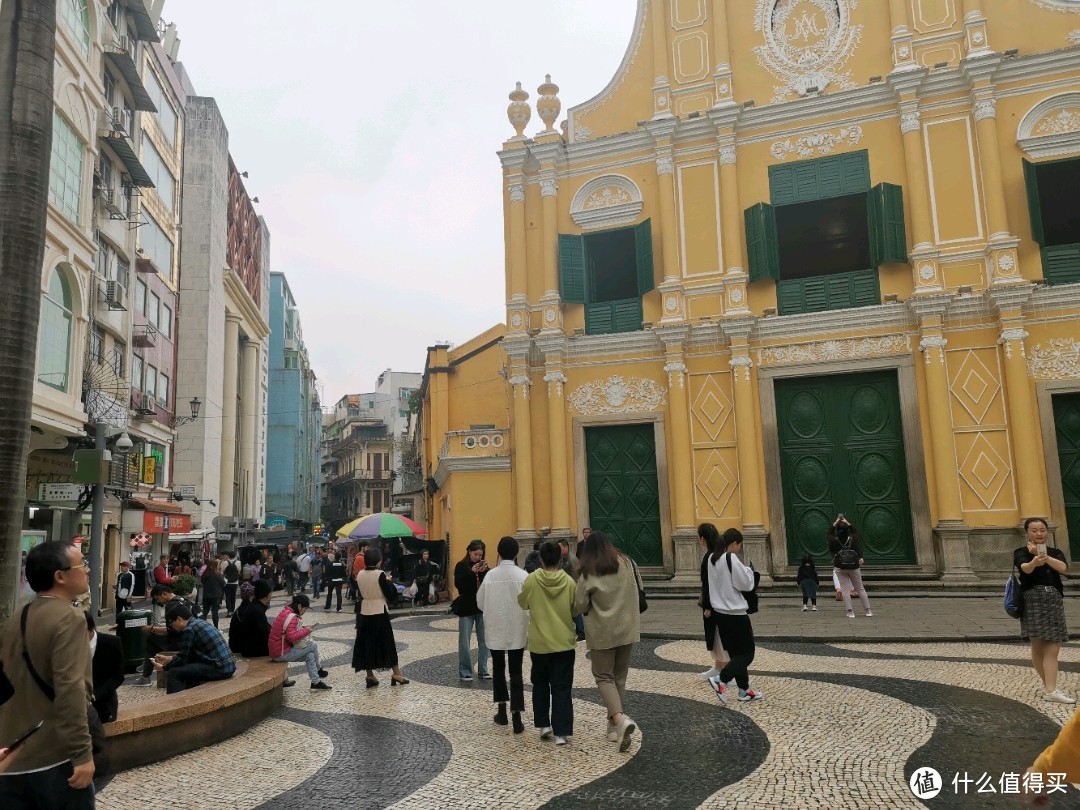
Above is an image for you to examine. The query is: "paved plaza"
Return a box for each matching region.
[97,595,1080,809]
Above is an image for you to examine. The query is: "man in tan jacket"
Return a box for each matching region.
[0,541,96,807]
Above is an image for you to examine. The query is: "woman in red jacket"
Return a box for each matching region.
[270,595,331,690]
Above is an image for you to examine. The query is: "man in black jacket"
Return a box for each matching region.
[222,554,240,617]
[86,613,125,723]
[228,579,273,657]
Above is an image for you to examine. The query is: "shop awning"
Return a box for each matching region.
[100,132,154,187]
[168,529,215,543]
[121,0,160,43]
[128,496,182,513]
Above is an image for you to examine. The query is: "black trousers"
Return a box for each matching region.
[141,631,182,677]
[0,761,95,809]
[530,648,574,736]
[491,648,525,711]
[716,613,756,691]
[325,582,343,610]
[224,584,237,614]
[202,597,221,627]
[165,662,232,694]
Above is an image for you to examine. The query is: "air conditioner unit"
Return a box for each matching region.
[102,188,125,220]
[114,36,135,60]
[111,106,129,135]
[105,280,126,311]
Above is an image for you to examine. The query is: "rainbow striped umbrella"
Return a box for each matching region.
[336,513,427,540]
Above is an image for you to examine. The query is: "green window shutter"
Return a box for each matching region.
[558,233,586,303]
[613,298,644,333]
[1023,159,1045,247]
[770,164,797,205]
[634,219,655,295]
[585,302,613,335]
[777,279,804,315]
[796,162,823,201]
[826,273,853,310]
[851,269,881,306]
[803,277,828,312]
[1043,244,1080,285]
[769,150,870,204]
[840,151,871,193]
[745,202,780,282]
[868,182,908,266]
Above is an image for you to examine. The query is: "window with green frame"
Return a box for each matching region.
[1023,157,1080,286]
[49,111,85,224]
[60,0,91,59]
[558,220,654,335]
[37,268,74,391]
[744,150,907,315]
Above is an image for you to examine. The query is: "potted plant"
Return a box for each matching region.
[171,574,197,598]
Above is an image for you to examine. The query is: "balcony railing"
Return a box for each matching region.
[327,468,394,489]
[439,428,509,460]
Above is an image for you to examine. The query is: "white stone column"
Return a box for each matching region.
[240,339,259,517]
[219,315,241,515]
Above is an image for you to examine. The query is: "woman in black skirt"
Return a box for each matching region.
[352,547,409,688]
[1014,517,1073,704]
[697,523,729,681]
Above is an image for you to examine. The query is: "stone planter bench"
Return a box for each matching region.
[104,658,286,772]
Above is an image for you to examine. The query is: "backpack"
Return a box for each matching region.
[834,538,860,570]
[726,553,760,615]
[1004,573,1024,619]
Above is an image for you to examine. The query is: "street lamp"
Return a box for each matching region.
[171,397,202,428]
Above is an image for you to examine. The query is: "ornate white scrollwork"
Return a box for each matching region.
[973,98,997,122]
[539,178,559,197]
[752,0,864,103]
[770,125,864,160]
[1035,110,1080,135]
[900,110,921,134]
[1028,339,1080,379]
[568,375,667,415]
[729,287,745,304]
[543,370,567,398]
[918,335,948,366]
[999,328,1029,360]
[510,312,523,329]
[663,361,687,389]
[656,156,674,175]
[509,184,525,203]
[509,374,532,400]
[758,334,912,366]
[664,296,679,313]
[729,354,753,382]
[918,262,936,282]
[718,145,737,165]
[570,175,644,231]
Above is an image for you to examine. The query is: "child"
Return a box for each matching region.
[517,540,577,745]
[797,554,819,611]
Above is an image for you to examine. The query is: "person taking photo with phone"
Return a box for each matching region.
[0,541,97,806]
[1015,517,1073,704]
[828,515,873,619]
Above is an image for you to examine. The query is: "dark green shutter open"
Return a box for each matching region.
[613,298,644,332]
[867,182,907,266]
[634,219,655,295]
[1023,159,1045,247]
[1043,244,1080,285]
[745,202,780,282]
[558,233,586,303]
[769,150,870,205]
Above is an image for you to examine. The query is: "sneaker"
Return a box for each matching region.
[865,611,873,618]
[310,680,332,690]
[701,667,720,679]
[846,610,855,618]
[479,672,493,680]
[1044,690,1077,704]
[283,678,296,688]
[555,736,567,746]
[317,668,329,678]
[801,605,808,612]
[607,723,619,742]
[494,705,508,725]
[540,727,554,740]
[738,689,764,702]
[811,605,818,611]
[614,715,636,753]
[459,674,474,682]
[130,675,152,686]
[708,674,728,704]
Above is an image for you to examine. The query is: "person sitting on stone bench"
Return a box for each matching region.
[228,580,297,687]
[132,584,199,686]
[153,602,235,693]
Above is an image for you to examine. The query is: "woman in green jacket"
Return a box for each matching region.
[573,531,641,752]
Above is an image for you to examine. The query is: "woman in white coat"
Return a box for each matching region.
[476,536,530,734]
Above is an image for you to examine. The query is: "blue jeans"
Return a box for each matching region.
[458,613,489,677]
[273,642,322,683]
[311,573,321,598]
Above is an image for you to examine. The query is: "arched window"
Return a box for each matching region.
[60,0,91,59]
[38,268,74,392]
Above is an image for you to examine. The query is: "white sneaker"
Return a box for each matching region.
[606,723,618,742]
[846,610,855,618]
[865,611,873,617]
[738,688,764,702]
[540,727,554,740]
[555,736,567,746]
[615,715,636,752]
[811,606,818,611]
[801,605,808,612]
[701,667,720,679]
[708,674,727,704]
[1044,690,1077,704]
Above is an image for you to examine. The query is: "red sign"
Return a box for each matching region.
[143,512,192,534]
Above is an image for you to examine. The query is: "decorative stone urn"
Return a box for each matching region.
[507,82,531,139]
[536,74,560,133]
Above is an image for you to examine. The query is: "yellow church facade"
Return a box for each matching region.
[422,0,1080,586]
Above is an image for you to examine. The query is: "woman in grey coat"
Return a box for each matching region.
[573,531,642,753]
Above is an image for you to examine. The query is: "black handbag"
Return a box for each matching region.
[0,662,13,706]
[630,560,648,613]
[726,554,760,615]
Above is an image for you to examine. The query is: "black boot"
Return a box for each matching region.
[512,711,525,734]
[494,703,508,725]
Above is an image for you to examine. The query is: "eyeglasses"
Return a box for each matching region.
[60,561,91,572]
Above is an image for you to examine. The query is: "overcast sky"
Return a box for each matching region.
[165,1,635,406]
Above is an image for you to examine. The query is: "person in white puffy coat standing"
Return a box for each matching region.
[704,528,764,704]
[476,536,530,734]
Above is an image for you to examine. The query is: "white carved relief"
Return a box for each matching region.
[900,111,921,134]
[1069,30,1080,44]
[509,184,525,203]
[539,178,559,197]
[753,0,864,103]
[510,312,523,328]
[729,354,753,382]
[973,98,997,122]
[1035,110,1080,135]
[998,328,1029,360]
[729,287,745,304]
[758,334,912,366]
[663,361,688,389]
[575,125,593,142]
[918,262,936,281]
[770,125,864,160]
[1028,339,1080,379]
[1028,0,1080,11]
[664,295,679,313]
[570,175,644,231]
[919,335,948,366]
[568,375,667,415]
[656,156,675,175]
[718,146,737,165]
[544,370,567,397]
[509,374,532,400]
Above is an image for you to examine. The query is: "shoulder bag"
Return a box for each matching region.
[629,559,648,613]
[726,553,760,615]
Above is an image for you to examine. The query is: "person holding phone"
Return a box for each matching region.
[828,515,873,618]
[1014,517,1073,704]
[453,539,491,681]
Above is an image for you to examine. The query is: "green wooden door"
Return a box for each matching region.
[1053,394,1080,559]
[585,424,663,566]
[775,370,915,566]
